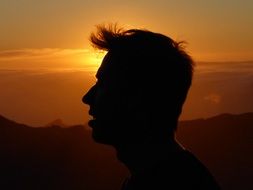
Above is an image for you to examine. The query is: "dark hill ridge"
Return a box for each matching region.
[0,113,252,190]
[0,115,127,190]
[177,112,253,190]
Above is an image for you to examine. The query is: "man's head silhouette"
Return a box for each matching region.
[82,24,220,190]
[83,24,194,146]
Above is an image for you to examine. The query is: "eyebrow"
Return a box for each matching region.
[94,52,111,80]
[95,69,100,79]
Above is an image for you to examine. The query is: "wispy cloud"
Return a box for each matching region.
[196,61,253,74]
[0,48,104,72]
[204,93,221,104]
[0,48,89,60]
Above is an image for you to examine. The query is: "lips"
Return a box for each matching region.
[88,118,96,128]
[88,110,96,126]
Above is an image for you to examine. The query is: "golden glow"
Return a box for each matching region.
[0,48,107,72]
[85,50,106,72]
[1,1,253,62]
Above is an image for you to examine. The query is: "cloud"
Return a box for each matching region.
[195,61,253,75]
[204,93,221,104]
[0,48,89,60]
[0,48,103,72]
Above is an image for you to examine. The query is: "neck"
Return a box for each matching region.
[114,135,185,176]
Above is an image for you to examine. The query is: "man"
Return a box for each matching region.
[82,24,220,190]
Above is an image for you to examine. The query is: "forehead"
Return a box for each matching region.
[96,51,124,80]
[96,52,110,79]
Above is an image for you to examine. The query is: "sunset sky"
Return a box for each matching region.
[1,0,253,61]
[1,0,253,126]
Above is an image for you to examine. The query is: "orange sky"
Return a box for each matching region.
[0,0,253,62]
[0,1,253,126]
[1,61,253,126]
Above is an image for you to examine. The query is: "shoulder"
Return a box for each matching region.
[121,150,221,190]
[151,150,221,189]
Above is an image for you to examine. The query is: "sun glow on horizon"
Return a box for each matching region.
[84,50,106,72]
[0,48,107,72]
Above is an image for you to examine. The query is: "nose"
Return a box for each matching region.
[82,85,96,105]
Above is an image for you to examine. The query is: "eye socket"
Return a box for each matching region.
[96,80,102,87]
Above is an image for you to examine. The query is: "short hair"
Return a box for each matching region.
[90,24,194,133]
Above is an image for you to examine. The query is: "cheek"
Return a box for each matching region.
[94,90,123,116]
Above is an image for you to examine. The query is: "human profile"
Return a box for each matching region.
[82,24,220,190]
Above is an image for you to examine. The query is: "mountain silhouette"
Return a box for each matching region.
[0,115,127,190]
[45,118,67,128]
[177,112,253,190]
[0,113,252,190]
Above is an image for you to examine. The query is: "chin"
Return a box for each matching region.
[91,131,116,145]
[89,119,121,145]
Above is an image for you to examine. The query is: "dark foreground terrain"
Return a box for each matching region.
[0,113,252,190]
